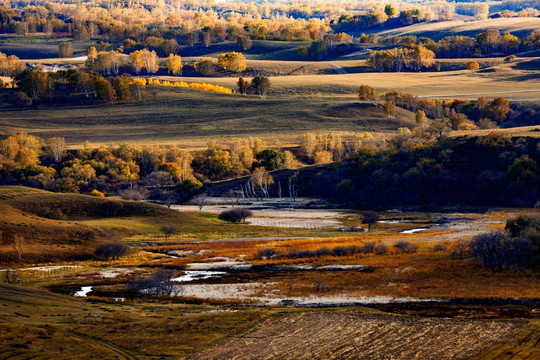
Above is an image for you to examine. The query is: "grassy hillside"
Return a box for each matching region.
[0,283,276,359]
[0,201,109,265]
[0,35,93,59]
[0,186,316,264]
[3,60,539,146]
[378,17,540,40]
[0,86,416,147]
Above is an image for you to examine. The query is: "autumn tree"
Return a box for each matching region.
[250,75,270,99]
[367,45,435,72]
[427,117,452,137]
[467,61,479,71]
[166,54,182,75]
[77,72,95,98]
[87,46,98,59]
[129,77,146,101]
[0,52,25,77]
[300,132,318,158]
[113,75,131,101]
[129,50,144,74]
[314,150,333,164]
[237,36,252,51]
[415,110,428,127]
[297,46,308,57]
[161,39,179,55]
[46,137,66,163]
[218,52,246,72]
[485,97,510,123]
[94,51,123,76]
[201,28,212,47]
[129,49,159,74]
[362,211,379,231]
[250,167,274,198]
[237,77,250,95]
[58,42,73,58]
[229,138,254,171]
[17,69,48,99]
[199,141,232,180]
[194,57,217,75]
[357,85,377,101]
[384,100,397,118]
[94,75,116,105]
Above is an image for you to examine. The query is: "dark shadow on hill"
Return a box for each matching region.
[325,103,381,118]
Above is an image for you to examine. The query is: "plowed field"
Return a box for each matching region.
[186,310,522,360]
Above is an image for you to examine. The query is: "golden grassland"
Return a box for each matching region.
[2,55,539,146]
[0,84,415,147]
[0,283,281,359]
[379,17,540,40]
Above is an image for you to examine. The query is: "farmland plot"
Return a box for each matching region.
[187,311,522,360]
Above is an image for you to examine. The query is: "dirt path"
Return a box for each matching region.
[37,325,140,360]
[185,311,523,360]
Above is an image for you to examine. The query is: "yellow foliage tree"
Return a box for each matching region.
[218,52,247,72]
[166,54,182,75]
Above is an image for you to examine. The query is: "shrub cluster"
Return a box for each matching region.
[37,207,65,220]
[470,215,540,272]
[256,242,390,260]
[393,241,419,254]
[94,241,130,260]
[218,208,253,223]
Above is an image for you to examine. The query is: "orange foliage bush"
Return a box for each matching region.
[140,78,233,94]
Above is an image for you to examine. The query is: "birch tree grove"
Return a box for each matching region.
[250,167,274,198]
[130,49,159,74]
[167,54,183,75]
[46,137,66,163]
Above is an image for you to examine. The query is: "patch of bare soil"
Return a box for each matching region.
[185,311,522,360]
